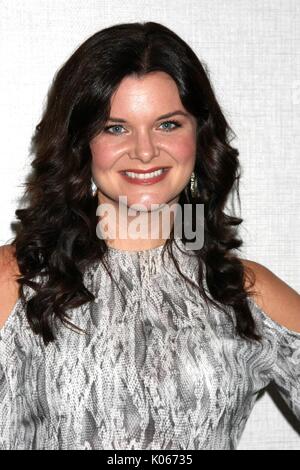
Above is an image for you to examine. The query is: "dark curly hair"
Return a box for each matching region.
[9,21,261,345]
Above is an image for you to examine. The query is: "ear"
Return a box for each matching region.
[241,259,300,334]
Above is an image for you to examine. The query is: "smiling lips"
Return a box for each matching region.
[119,166,171,174]
[119,166,171,185]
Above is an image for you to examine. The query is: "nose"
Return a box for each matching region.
[130,129,159,162]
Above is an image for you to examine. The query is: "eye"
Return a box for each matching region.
[103,125,125,135]
[159,120,182,132]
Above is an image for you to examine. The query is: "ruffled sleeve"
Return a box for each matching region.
[248,297,300,421]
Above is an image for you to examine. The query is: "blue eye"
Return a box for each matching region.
[104,125,125,135]
[159,120,181,131]
[103,120,181,135]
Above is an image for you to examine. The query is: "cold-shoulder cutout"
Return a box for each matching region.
[0,296,23,336]
[241,258,300,336]
[0,244,21,331]
[247,295,300,339]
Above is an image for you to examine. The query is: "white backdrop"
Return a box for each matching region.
[0,0,299,449]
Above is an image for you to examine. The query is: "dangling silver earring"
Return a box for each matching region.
[91,176,98,196]
[190,171,198,198]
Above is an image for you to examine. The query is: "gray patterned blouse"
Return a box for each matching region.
[0,238,299,450]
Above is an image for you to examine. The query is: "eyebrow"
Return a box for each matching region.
[107,110,189,123]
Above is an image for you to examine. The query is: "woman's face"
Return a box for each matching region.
[90,71,198,212]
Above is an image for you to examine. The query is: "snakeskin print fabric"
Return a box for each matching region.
[0,238,299,449]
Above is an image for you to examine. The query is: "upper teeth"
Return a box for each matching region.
[125,169,165,179]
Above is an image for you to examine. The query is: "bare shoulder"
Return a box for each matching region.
[240,258,300,334]
[0,244,21,329]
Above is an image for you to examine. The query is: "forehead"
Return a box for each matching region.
[110,72,183,111]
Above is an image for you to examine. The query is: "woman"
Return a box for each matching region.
[0,21,299,450]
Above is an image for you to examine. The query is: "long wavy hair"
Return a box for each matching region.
[9,21,261,345]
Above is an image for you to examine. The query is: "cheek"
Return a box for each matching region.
[165,134,196,165]
[90,140,116,171]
